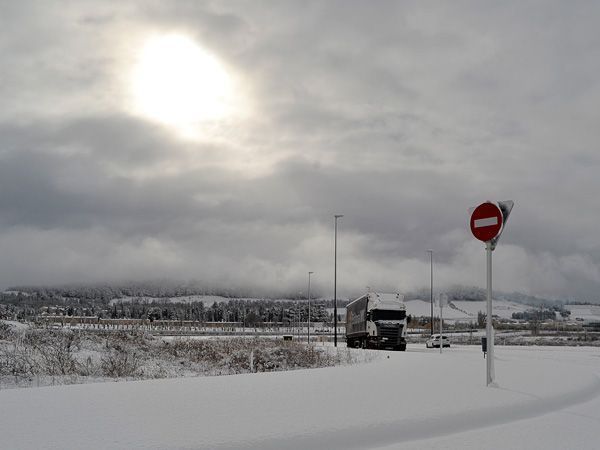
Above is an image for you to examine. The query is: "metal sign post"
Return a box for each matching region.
[486,241,494,384]
[470,201,513,387]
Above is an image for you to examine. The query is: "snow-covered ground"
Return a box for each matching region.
[0,344,598,449]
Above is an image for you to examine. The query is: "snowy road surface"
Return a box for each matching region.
[0,345,599,449]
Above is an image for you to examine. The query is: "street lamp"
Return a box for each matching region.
[296,293,301,340]
[334,214,343,347]
[427,249,434,337]
[308,271,314,344]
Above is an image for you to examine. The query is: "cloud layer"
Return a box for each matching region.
[1,1,600,300]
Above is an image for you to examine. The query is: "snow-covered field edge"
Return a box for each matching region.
[0,345,598,449]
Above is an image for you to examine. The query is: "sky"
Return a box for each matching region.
[1,1,599,300]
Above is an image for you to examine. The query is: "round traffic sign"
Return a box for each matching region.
[470,202,503,242]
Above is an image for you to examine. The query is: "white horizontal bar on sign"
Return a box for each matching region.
[474,217,498,228]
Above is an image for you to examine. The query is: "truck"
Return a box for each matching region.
[345,292,409,351]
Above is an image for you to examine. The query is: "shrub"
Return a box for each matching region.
[101,343,141,378]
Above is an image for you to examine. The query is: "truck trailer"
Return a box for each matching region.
[345,292,409,351]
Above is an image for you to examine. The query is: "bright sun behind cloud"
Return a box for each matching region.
[131,34,235,136]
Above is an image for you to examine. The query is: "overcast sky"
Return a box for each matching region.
[1,1,599,300]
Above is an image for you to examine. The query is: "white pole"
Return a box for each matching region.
[427,250,433,337]
[486,241,495,386]
[308,271,313,344]
[439,301,443,354]
[334,214,343,347]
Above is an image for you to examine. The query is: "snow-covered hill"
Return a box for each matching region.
[405,299,529,322]
[566,304,600,323]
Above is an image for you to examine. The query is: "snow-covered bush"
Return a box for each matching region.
[34,331,78,376]
[0,337,38,379]
[0,331,366,389]
[0,322,11,341]
[101,343,141,378]
[162,338,344,374]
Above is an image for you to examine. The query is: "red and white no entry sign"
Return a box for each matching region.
[470,202,503,242]
[469,199,513,386]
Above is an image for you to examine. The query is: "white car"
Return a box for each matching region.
[426,334,450,348]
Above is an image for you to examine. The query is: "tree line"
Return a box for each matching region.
[0,292,343,325]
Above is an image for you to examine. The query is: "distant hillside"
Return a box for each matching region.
[404,298,530,321]
[403,285,564,306]
[3,281,578,306]
[4,280,321,302]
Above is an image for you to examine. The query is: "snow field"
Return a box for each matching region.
[0,345,599,449]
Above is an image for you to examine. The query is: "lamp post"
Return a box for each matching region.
[308,271,314,343]
[427,249,434,337]
[296,293,301,340]
[334,214,343,347]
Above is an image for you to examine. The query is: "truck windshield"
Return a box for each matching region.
[372,310,406,321]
